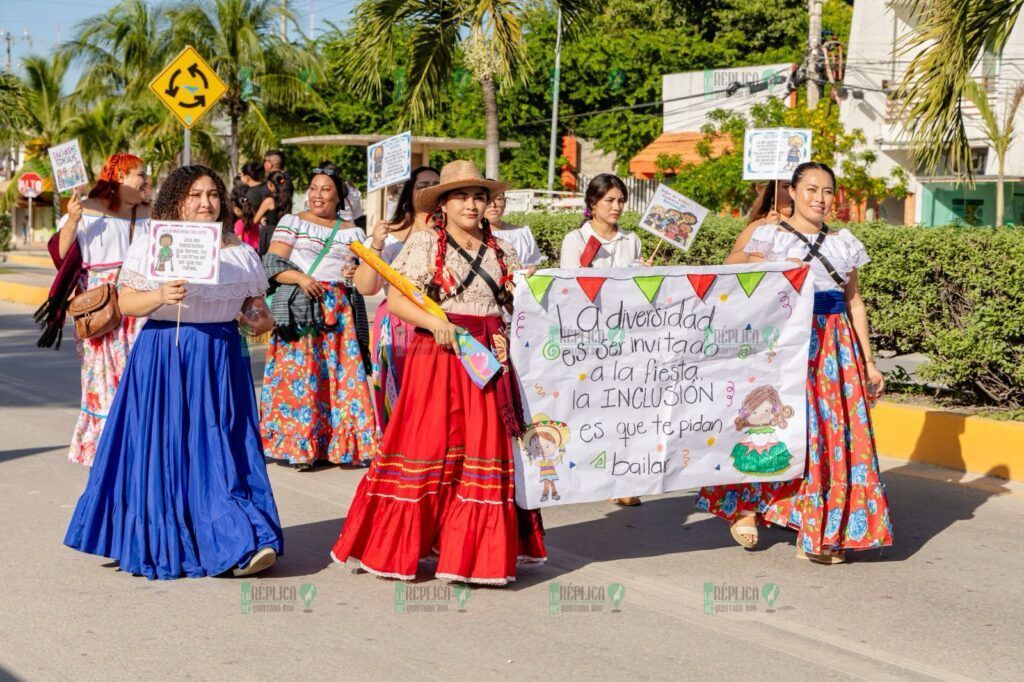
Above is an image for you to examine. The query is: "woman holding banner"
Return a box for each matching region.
[354,165,440,431]
[64,165,283,579]
[43,153,150,466]
[696,161,893,564]
[332,160,546,585]
[261,162,379,470]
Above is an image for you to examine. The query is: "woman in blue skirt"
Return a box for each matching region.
[64,166,284,580]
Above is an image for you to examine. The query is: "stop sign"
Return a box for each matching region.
[18,172,43,199]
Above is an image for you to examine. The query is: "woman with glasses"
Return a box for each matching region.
[260,162,379,470]
[353,166,440,431]
[483,189,542,275]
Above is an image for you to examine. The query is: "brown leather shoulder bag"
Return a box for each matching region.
[68,206,137,340]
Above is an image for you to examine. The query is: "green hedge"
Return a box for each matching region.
[506,212,1024,407]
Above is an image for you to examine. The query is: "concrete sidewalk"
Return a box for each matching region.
[0,301,1021,680]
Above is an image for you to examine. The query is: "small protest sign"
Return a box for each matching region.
[145,220,221,285]
[638,185,709,251]
[47,139,89,193]
[366,131,412,193]
[743,128,812,180]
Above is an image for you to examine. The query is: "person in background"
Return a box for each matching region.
[484,187,542,275]
[263,149,286,177]
[696,162,893,564]
[50,153,150,466]
[256,171,293,256]
[725,180,793,264]
[354,165,440,431]
[240,162,270,228]
[64,164,282,580]
[231,184,260,250]
[260,162,379,471]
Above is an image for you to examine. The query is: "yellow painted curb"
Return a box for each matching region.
[4,254,54,268]
[872,402,1023,482]
[0,281,48,307]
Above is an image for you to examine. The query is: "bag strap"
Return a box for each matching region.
[129,205,138,243]
[446,234,501,301]
[306,218,344,277]
[779,221,846,287]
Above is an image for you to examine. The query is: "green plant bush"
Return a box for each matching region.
[507,212,1024,407]
[0,213,11,253]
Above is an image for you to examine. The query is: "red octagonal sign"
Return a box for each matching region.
[18,172,43,199]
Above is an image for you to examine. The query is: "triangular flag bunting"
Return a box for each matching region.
[526,274,555,304]
[569,461,576,469]
[736,271,767,297]
[576,276,607,303]
[782,266,809,293]
[633,275,664,303]
[687,273,717,300]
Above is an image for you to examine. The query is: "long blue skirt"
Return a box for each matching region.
[64,320,284,580]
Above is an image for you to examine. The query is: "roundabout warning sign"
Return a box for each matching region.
[149,46,227,128]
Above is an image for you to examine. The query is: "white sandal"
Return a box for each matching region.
[729,514,758,549]
[233,547,277,577]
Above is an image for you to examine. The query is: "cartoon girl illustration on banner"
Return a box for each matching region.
[523,414,570,502]
[784,134,804,171]
[156,233,174,272]
[730,386,795,476]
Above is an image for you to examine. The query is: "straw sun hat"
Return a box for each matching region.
[414,159,508,214]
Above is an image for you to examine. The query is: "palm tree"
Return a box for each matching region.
[345,0,593,180]
[0,72,32,177]
[964,79,1024,225]
[166,0,324,175]
[20,53,77,221]
[896,0,1023,178]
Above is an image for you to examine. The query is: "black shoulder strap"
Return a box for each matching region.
[446,234,503,302]
[779,221,846,287]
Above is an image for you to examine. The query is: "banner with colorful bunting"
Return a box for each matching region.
[511,263,815,509]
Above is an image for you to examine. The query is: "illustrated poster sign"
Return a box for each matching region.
[510,263,815,509]
[367,131,412,193]
[145,220,221,284]
[637,184,710,251]
[743,128,813,180]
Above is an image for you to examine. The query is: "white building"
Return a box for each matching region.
[841,0,1024,225]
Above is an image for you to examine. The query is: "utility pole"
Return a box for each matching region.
[806,0,822,109]
[546,7,563,192]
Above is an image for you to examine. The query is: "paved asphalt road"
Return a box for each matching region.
[0,301,1021,681]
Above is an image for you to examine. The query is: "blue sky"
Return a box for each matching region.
[2,0,359,74]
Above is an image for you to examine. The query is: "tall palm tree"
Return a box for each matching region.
[896,0,1023,178]
[964,79,1024,225]
[345,0,593,180]
[0,72,32,177]
[167,0,324,175]
[20,53,77,220]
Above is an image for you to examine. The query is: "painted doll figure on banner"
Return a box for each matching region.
[510,263,815,509]
[145,220,222,285]
[638,184,710,251]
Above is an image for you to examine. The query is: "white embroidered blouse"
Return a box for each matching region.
[743,224,870,292]
[390,229,522,317]
[270,213,367,282]
[58,212,150,271]
[119,234,268,323]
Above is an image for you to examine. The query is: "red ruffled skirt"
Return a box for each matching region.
[696,307,894,554]
[331,315,546,585]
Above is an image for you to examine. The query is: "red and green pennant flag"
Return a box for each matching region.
[526,274,555,304]
[576,276,607,303]
[632,275,664,303]
[687,273,716,301]
[782,265,809,293]
[736,271,766,297]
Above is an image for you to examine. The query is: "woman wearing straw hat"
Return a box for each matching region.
[332,160,546,585]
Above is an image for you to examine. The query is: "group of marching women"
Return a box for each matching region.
[53,151,890,583]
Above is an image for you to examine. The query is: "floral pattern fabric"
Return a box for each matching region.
[69,268,139,466]
[696,309,894,554]
[260,282,379,465]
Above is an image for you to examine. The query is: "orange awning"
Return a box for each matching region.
[629,132,733,179]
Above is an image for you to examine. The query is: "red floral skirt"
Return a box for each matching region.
[696,309,894,554]
[331,316,546,585]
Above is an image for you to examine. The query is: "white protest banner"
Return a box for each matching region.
[47,139,89,193]
[145,220,221,284]
[638,184,710,252]
[743,128,812,180]
[367,131,412,193]
[510,263,814,509]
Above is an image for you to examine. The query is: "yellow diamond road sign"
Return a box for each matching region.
[149,46,227,129]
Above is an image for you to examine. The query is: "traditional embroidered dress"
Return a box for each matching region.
[332,229,546,585]
[366,233,414,432]
[260,214,379,466]
[696,225,894,554]
[59,212,146,466]
[64,236,283,579]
